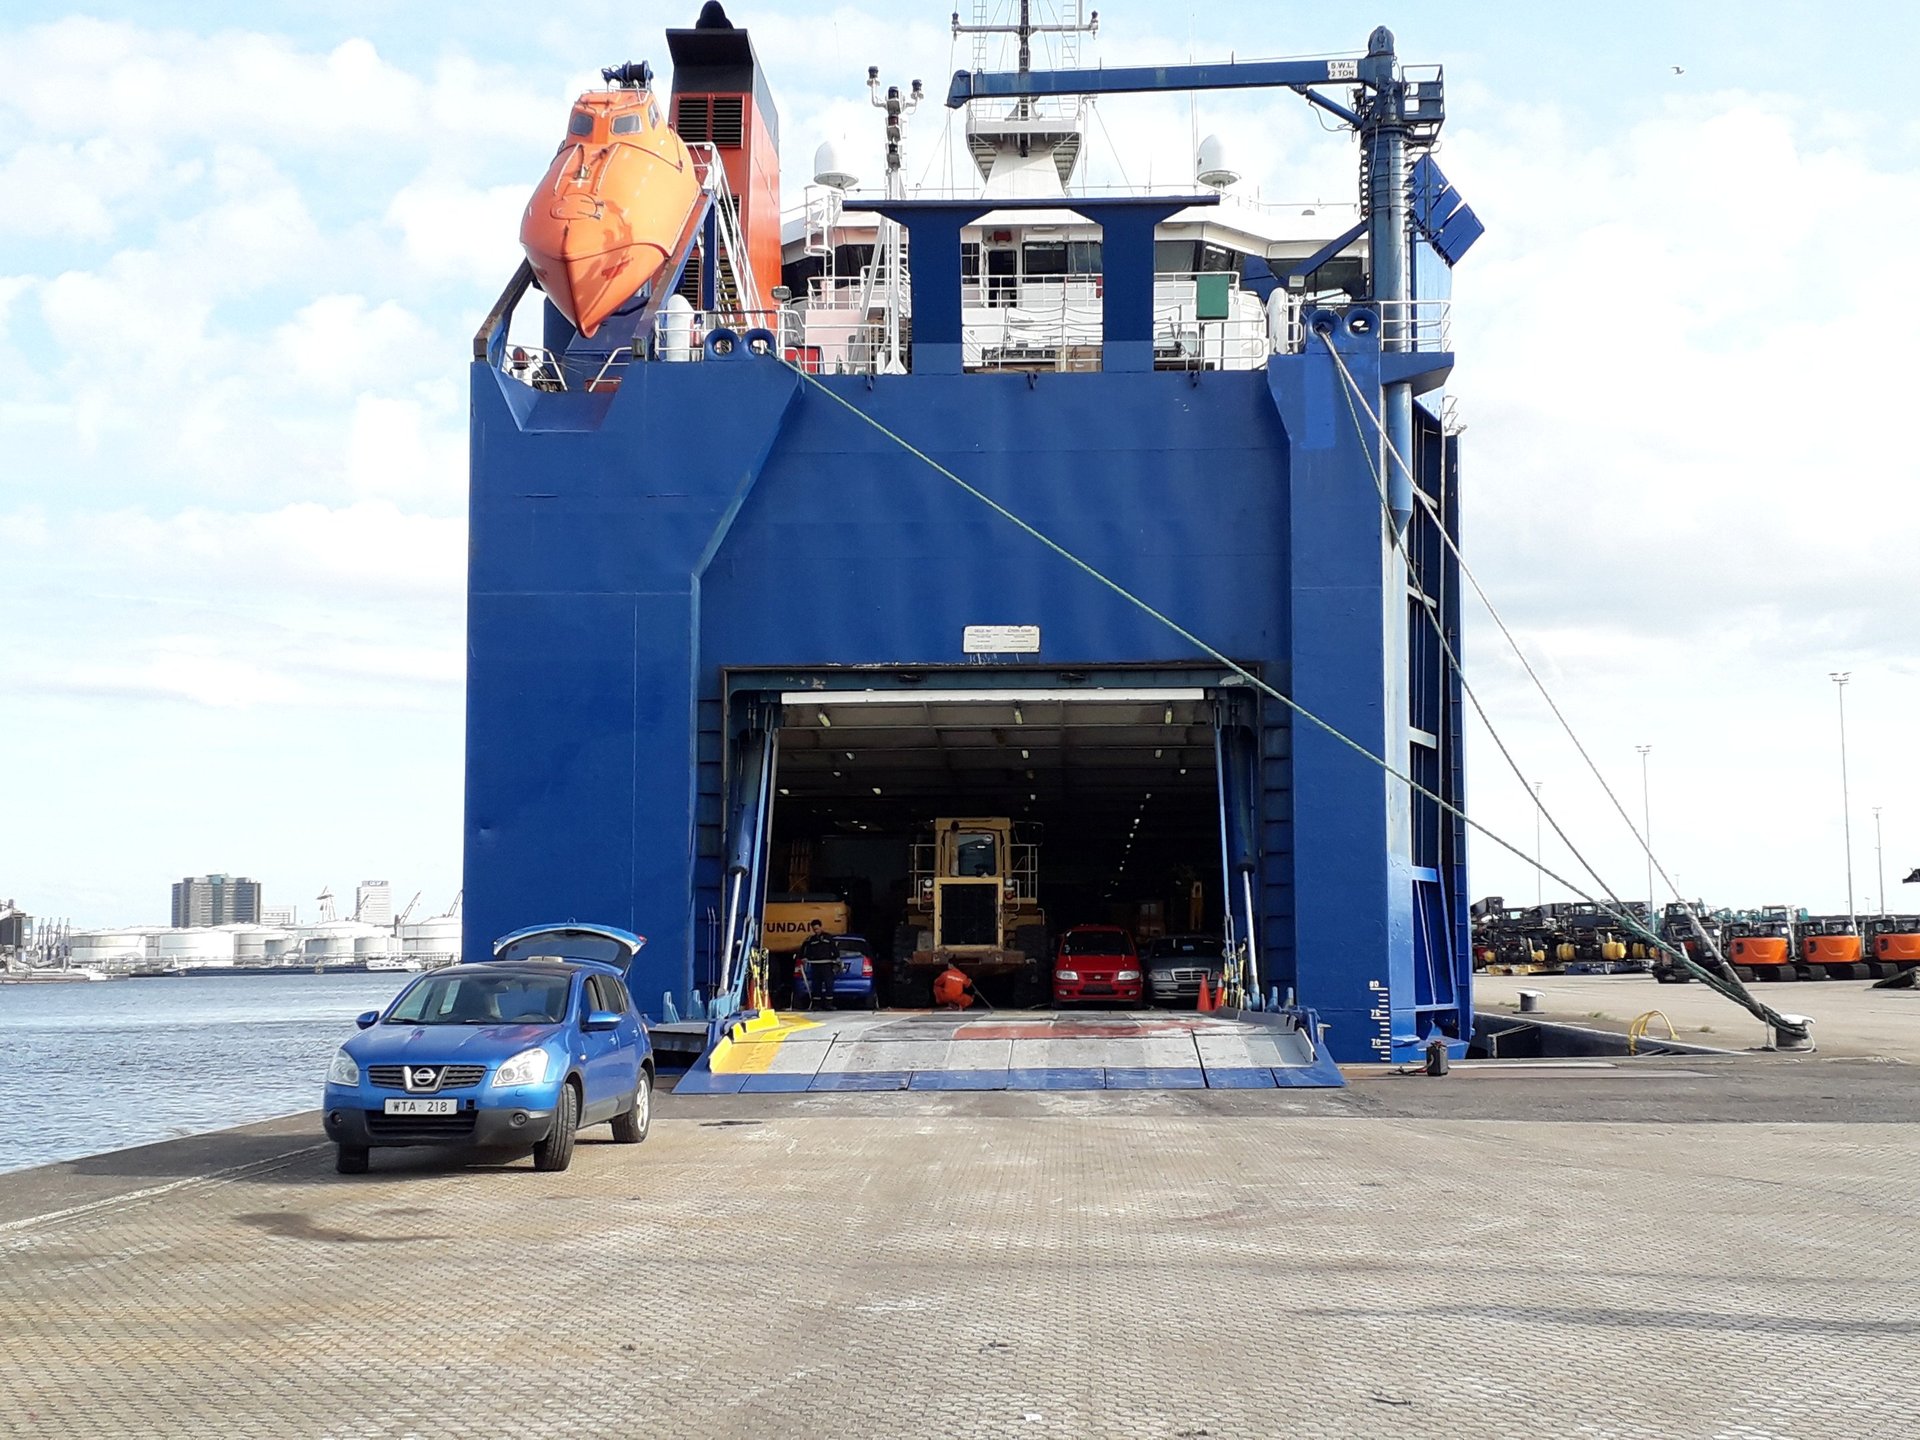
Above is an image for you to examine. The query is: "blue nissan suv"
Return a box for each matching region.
[323,924,653,1175]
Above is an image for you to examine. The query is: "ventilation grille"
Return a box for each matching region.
[675,95,710,140]
[710,96,745,148]
[674,94,745,148]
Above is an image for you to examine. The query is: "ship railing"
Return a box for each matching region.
[645,306,807,364]
[684,143,762,315]
[500,344,571,391]
[1271,297,1452,355]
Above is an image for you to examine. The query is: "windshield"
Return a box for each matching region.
[950,832,998,877]
[1062,930,1133,957]
[1149,937,1223,960]
[387,972,571,1026]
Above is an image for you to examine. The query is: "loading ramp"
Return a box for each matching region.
[675,1007,1345,1093]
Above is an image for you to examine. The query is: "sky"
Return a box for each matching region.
[2,0,1916,929]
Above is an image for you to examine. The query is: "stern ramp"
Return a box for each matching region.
[676,1009,1344,1093]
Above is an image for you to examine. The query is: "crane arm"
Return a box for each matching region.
[946,56,1378,110]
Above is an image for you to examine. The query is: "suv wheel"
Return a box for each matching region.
[533,1083,579,1171]
[336,1145,370,1175]
[610,1068,652,1144]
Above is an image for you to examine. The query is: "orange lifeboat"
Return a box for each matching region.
[520,62,702,338]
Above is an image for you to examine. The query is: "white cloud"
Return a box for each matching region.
[0,20,537,155]
[384,179,531,288]
[85,500,465,599]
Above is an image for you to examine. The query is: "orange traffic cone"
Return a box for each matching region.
[1197,974,1216,1013]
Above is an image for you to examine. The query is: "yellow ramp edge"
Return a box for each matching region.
[709,1011,819,1074]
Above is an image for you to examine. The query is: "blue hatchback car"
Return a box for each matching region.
[322,924,654,1175]
[790,933,880,1009]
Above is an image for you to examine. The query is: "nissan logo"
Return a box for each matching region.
[406,1066,439,1091]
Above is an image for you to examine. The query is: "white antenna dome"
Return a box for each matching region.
[813,139,859,191]
[1195,133,1240,190]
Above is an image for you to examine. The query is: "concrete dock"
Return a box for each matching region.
[4,1049,1918,1439]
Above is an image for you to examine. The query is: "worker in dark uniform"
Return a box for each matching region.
[798,920,840,1010]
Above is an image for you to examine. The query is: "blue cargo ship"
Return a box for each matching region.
[464,3,1478,1065]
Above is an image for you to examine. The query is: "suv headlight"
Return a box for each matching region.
[1055,969,1079,981]
[1117,969,1141,981]
[326,1050,360,1086]
[491,1047,551,1088]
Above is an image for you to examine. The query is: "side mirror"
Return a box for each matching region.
[355,1010,380,1030]
[582,1010,623,1033]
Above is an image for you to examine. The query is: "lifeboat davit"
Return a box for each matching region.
[520,61,702,338]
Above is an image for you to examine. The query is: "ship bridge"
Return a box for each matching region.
[464,7,1477,1070]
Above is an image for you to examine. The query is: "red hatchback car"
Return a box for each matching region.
[1053,925,1142,1006]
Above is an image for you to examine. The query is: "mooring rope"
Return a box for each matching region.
[1316,335,1806,1040]
[774,355,1812,1041]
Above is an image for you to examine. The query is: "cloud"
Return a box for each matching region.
[384,179,532,289]
[83,500,466,599]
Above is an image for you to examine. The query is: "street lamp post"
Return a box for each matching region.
[1874,806,1885,916]
[1830,672,1856,932]
[1637,745,1653,928]
[1533,780,1544,910]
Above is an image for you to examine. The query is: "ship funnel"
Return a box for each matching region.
[1195,133,1239,189]
[668,7,781,310]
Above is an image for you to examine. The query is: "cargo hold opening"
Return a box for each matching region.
[755,682,1232,1007]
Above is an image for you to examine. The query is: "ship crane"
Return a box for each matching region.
[395,891,422,927]
[947,31,1483,532]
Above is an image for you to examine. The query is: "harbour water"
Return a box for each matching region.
[0,972,411,1175]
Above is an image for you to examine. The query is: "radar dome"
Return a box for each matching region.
[813,139,859,191]
[1195,134,1240,190]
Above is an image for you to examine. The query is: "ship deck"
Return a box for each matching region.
[4,1052,1918,1439]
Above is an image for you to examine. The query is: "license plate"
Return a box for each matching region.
[383,1098,457,1115]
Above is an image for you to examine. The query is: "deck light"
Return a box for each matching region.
[779,787,790,795]
[818,711,832,727]
[1021,749,1030,760]
[1013,706,1024,724]
[872,786,883,795]
[1164,707,1174,724]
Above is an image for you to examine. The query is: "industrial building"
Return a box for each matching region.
[170,874,262,928]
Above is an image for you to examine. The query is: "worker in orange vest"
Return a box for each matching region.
[932,965,978,1010]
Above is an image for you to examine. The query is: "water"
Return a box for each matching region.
[0,972,414,1175]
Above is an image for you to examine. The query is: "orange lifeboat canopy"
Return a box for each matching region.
[520,63,701,338]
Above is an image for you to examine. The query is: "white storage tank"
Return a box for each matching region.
[224,924,290,962]
[300,921,378,961]
[401,915,462,966]
[354,932,399,960]
[70,929,152,966]
[156,929,238,965]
